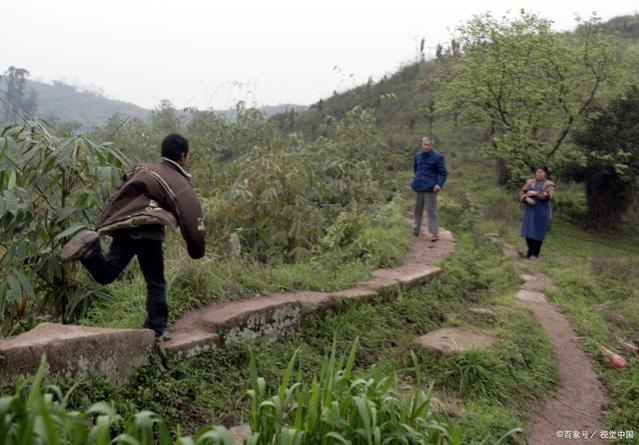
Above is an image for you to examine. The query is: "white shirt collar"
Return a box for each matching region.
[162,157,192,180]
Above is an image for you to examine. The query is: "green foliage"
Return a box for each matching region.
[1,344,526,444]
[0,355,237,445]
[598,14,639,40]
[90,113,157,163]
[0,120,129,333]
[151,99,185,136]
[573,86,639,229]
[436,11,626,184]
[244,340,476,445]
[206,145,325,261]
[89,99,187,164]
[7,224,551,443]
[206,108,391,261]
[188,102,281,167]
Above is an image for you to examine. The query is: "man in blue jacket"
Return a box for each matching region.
[411,136,448,241]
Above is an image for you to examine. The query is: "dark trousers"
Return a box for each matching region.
[525,237,543,258]
[81,232,167,335]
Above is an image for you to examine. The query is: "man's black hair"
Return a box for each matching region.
[161,133,189,162]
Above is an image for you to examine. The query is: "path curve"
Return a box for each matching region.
[164,218,455,354]
[1,216,455,380]
[507,249,609,444]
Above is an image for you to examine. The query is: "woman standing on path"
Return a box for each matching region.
[519,166,555,259]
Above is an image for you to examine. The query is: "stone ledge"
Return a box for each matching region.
[164,331,220,356]
[0,322,155,381]
[2,221,455,379]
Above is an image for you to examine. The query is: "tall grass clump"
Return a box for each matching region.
[244,339,523,444]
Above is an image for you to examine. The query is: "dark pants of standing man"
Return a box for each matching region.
[414,191,439,236]
[80,231,167,335]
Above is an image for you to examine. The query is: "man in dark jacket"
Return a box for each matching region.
[411,136,448,241]
[60,134,206,341]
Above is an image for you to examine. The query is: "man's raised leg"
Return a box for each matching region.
[80,233,135,285]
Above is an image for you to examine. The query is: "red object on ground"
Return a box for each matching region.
[601,346,628,369]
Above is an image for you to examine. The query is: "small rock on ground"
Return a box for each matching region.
[229,424,251,443]
[414,327,497,355]
[468,307,498,316]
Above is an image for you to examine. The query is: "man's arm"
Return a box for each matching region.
[436,155,448,188]
[413,154,417,174]
[174,187,206,259]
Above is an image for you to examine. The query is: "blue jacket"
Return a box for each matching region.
[411,150,448,192]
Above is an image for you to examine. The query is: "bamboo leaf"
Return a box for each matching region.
[54,223,86,241]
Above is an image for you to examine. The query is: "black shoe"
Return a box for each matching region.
[155,331,172,343]
[60,230,99,262]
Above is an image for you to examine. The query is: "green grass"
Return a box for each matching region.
[61,123,638,442]
[527,219,639,439]
[2,227,556,444]
[439,138,639,443]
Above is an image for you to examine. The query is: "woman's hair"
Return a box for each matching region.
[536,165,549,176]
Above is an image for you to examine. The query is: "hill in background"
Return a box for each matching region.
[14,79,148,130]
[274,14,639,152]
[0,77,307,130]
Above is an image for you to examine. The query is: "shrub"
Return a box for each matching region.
[0,120,129,334]
[204,108,393,262]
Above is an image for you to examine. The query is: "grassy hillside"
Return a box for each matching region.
[276,14,639,164]
[268,12,639,442]
[21,79,148,130]
[273,60,443,153]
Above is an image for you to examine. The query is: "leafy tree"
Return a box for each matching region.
[90,113,156,162]
[450,38,461,56]
[436,11,624,184]
[1,66,37,123]
[151,99,183,136]
[573,86,639,229]
[187,102,280,168]
[0,119,129,333]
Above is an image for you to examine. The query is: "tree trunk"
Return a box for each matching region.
[496,159,510,185]
[583,169,633,231]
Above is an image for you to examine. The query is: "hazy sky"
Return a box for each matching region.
[1,0,635,110]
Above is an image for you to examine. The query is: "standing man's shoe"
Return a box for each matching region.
[60,230,99,262]
[412,225,420,237]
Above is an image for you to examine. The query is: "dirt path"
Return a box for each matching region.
[511,254,609,444]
